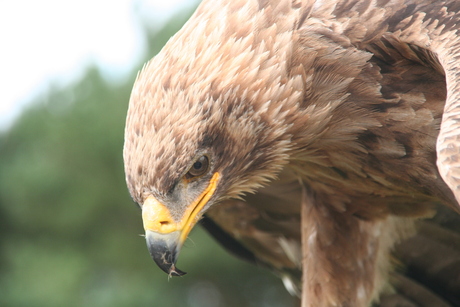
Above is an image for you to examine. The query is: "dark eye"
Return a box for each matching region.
[186,155,209,179]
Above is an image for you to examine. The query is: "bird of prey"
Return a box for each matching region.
[123,0,460,306]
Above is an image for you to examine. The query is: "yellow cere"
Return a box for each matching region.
[142,195,177,233]
[142,172,220,243]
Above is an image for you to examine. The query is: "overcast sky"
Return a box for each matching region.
[0,0,194,130]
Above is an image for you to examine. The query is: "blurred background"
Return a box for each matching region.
[0,1,296,306]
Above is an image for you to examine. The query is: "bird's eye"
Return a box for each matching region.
[186,155,209,179]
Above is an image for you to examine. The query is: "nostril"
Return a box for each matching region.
[158,220,174,232]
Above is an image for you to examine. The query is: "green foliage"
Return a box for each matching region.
[0,5,295,307]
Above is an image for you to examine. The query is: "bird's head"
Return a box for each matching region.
[123,0,304,276]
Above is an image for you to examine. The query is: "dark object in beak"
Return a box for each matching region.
[145,230,187,277]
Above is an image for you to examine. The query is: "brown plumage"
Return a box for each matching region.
[123,0,460,306]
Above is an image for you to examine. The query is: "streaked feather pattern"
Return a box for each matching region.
[124,0,460,306]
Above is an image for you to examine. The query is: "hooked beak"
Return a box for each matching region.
[141,172,220,276]
[145,230,186,276]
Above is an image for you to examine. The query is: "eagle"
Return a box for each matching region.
[123,0,460,306]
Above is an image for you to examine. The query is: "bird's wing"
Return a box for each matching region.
[300,0,460,206]
[295,2,460,305]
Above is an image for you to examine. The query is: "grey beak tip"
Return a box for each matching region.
[145,230,187,277]
[168,264,187,277]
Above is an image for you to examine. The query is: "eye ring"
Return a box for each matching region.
[186,155,209,179]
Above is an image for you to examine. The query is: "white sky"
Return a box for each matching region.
[0,0,195,131]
